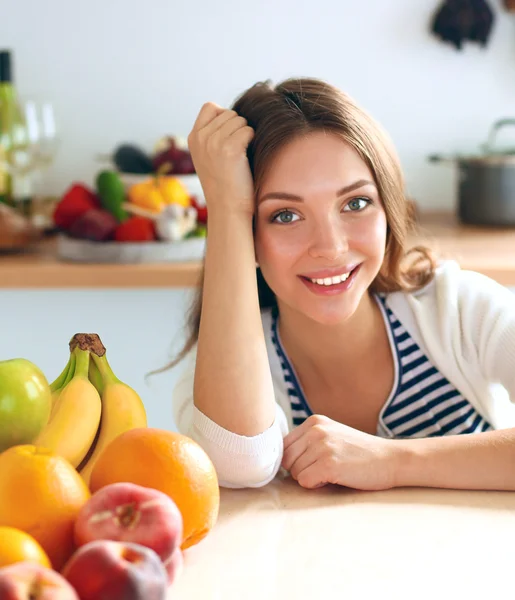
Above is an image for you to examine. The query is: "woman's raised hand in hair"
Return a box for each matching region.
[188,102,256,216]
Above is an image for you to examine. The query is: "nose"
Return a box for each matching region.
[307,216,349,261]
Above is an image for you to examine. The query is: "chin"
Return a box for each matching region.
[304,304,359,326]
[293,279,372,326]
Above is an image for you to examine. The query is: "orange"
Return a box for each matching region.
[90,428,220,549]
[0,445,91,570]
[0,526,51,568]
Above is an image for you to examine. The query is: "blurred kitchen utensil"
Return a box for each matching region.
[430,118,515,226]
[430,0,495,50]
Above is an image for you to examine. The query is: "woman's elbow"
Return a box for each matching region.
[187,426,284,489]
[176,402,287,489]
[216,453,283,489]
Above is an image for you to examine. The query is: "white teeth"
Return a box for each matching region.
[310,271,351,286]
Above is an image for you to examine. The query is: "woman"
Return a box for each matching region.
[170,77,515,491]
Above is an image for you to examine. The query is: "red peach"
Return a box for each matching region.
[163,547,184,586]
[0,562,79,599]
[74,482,183,567]
[61,540,167,600]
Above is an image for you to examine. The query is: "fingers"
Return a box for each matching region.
[190,104,253,150]
[295,463,327,490]
[284,439,327,490]
[283,418,310,451]
[230,125,255,150]
[281,434,308,471]
[191,101,225,131]
[203,111,249,143]
[217,114,249,138]
[289,447,317,481]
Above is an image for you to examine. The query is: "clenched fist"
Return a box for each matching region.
[188,103,255,216]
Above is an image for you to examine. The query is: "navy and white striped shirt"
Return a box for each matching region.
[270,295,493,438]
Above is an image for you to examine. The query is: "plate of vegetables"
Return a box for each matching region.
[53,169,207,264]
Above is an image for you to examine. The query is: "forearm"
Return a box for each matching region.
[395,428,515,491]
[194,209,276,436]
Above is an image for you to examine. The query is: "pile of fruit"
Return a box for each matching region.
[111,136,195,177]
[0,334,219,599]
[53,176,207,247]
[53,136,207,244]
[53,172,207,244]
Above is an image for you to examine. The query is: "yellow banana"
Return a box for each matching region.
[88,355,104,395]
[34,347,102,468]
[48,351,76,419]
[50,352,74,393]
[78,349,147,486]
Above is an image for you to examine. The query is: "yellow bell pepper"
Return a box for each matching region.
[128,176,191,213]
[157,177,191,208]
[128,180,164,213]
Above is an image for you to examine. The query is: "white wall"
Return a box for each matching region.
[3,0,515,211]
[2,0,515,431]
[0,289,195,430]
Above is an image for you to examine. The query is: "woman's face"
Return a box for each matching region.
[254,131,388,326]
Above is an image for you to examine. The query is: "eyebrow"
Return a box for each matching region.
[258,179,376,204]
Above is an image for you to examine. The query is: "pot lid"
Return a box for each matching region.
[430,118,515,166]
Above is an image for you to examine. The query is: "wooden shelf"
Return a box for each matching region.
[0,238,202,288]
[1,212,515,288]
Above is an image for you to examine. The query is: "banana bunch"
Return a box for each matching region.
[34,333,148,487]
[33,345,102,468]
[78,335,148,486]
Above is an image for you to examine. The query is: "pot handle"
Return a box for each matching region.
[428,154,456,164]
[482,118,515,154]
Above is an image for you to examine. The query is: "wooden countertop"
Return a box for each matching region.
[413,212,515,286]
[171,474,515,599]
[1,212,515,288]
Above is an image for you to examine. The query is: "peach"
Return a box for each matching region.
[74,482,183,573]
[61,540,167,600]
[0,561,79,599]
[163,547,184,586]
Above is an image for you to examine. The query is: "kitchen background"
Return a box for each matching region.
[1,0,515,430]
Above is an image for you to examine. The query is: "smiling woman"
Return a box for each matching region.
[253,133,391,327]
[167,77,515,494]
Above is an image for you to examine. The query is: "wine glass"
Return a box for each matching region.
[22,99,59,171]
[4,99,59,220]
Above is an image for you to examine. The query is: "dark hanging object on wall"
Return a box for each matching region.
[430,0,495,50]
[504,0,515,12]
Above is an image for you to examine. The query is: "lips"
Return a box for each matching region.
[298,264,362,296]
[300,263,361,280]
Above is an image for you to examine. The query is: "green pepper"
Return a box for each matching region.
[96,170,128,222]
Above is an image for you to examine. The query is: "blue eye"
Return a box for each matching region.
[271,210,299,224]
[343,197,371,212]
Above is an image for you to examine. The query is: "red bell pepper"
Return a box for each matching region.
[114,216,156,242]
[53,184,100,230]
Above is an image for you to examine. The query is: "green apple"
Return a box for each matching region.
[0,358,52,453]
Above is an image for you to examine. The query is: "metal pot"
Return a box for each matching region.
[430,118,515,226]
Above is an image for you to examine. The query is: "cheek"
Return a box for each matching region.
[351,212,387,257]
[255,227,305,266]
